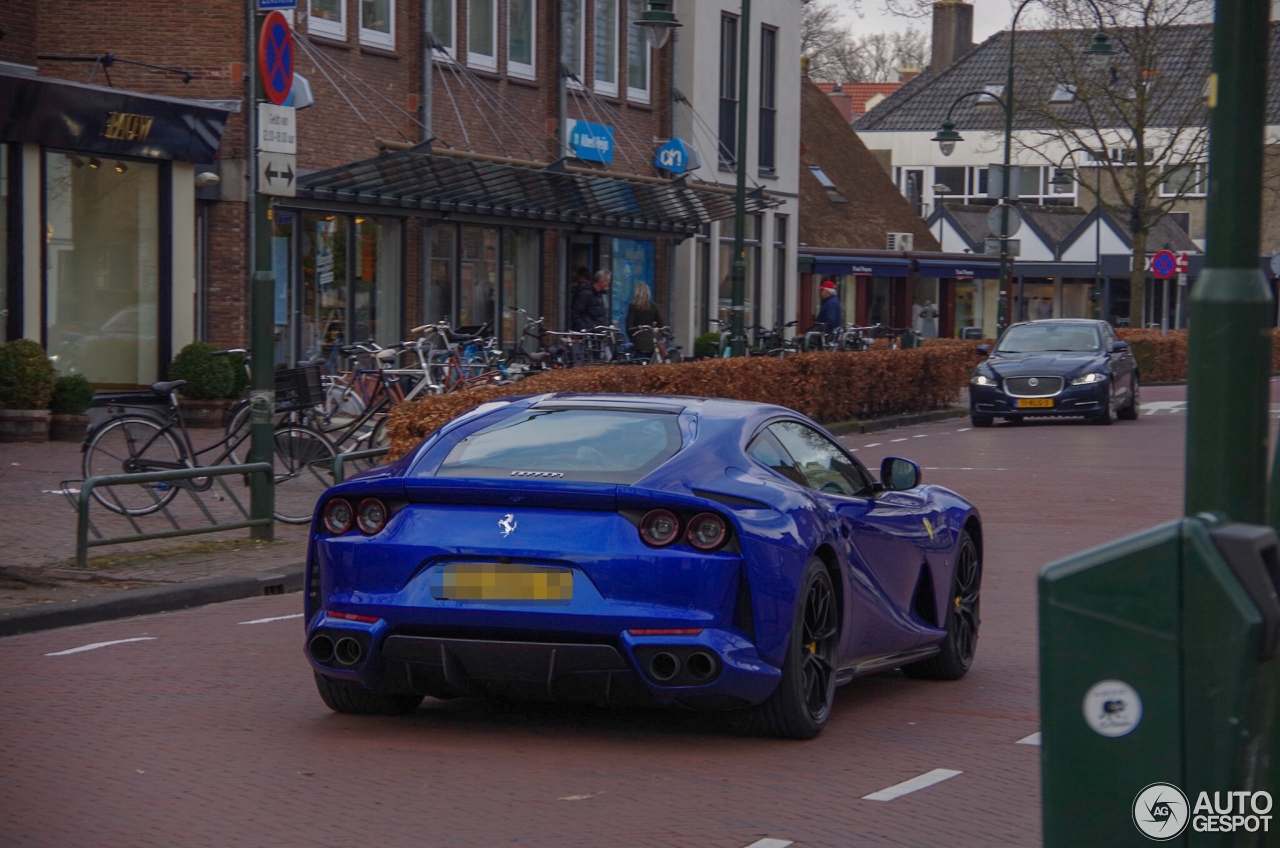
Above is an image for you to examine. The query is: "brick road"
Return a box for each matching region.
[0,383,1211,847]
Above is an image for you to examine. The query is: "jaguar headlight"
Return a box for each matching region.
[1071,372,1106,385]
[971,373,996,387]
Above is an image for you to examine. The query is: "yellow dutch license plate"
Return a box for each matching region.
[1017,398,1054,409]
[433,563,573,602]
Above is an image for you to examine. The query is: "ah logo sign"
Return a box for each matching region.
[654,138,701,175]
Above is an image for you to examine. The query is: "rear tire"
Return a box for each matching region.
[82,416,185,516]
[741,557,839,739]
[1118,375,1140,421]
[271,426,336,524]
[314,673,422,715]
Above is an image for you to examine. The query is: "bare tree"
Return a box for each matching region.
[803,2,928,83]
[1010,0,1214,325]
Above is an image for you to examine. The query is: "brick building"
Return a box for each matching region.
[0,1,770,386]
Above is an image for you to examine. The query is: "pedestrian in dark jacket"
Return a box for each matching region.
[571,270,611,331]
[625,283,663,355]
[814,279,843,334]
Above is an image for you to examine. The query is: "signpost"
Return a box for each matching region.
[258,11,294,106]
[1150,249,1177,279]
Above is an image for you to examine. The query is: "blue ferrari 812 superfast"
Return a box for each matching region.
[304,393,982,738]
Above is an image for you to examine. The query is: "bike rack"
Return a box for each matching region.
[67,463,273,570]
[332,447,390,484]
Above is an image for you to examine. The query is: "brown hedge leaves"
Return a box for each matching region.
[384,340,977,460]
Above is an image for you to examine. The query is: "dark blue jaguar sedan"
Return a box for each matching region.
[304,393,982,738]
[968,319,1139,427]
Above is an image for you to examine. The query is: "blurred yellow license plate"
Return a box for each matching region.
[1017,398,1054,408]
[433,563,573,602]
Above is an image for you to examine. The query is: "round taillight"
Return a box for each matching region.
[323,498,353,534]
[356,498,389,535]
[686,512,727,551]
[639,509,681,547]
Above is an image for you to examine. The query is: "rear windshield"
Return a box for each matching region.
[435,408,683,484]
[996,323,1102,354]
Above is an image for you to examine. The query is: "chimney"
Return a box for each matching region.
[898,62,923,82]
[931,1,974,74]
[827,83,853,123]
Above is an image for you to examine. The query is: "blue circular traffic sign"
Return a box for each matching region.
[259,11,294,106]
[1150,250,1177,279]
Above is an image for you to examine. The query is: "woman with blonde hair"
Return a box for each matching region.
[625,283,663,356]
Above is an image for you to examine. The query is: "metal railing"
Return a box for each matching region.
[332,447,390,484]
[71,463,272,569]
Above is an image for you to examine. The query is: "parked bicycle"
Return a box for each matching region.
[82,368,335,524]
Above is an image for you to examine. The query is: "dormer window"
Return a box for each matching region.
[1049,83,1077,104]
[977,84,1004,105]
[809,165,847,203]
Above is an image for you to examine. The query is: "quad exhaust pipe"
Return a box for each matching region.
[334,637,364,667]
[648,651,680,682]
[309,634,335,664]
[685,651,715,682]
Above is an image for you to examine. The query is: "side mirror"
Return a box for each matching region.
[975,344,990,356]
[880,457,922,491]
[1111,340,1130,353]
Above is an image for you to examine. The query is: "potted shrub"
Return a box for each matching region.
[0,338,58,442]
[49,373,96,441]
[168,341,236,428]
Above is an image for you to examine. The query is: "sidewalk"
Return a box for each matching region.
[0,406,966,637]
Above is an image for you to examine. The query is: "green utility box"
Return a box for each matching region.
[1040,518,1280,846]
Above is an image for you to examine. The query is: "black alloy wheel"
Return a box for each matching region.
[904,531,981,680]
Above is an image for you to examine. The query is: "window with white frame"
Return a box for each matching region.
[508,0,536,79]
[562,0,585,87]
[360,0,395,49]
[594,0,619,96]
[758,24,778,173]
[467,0,497,71]
[426,0,456,60]
[1160,162,1207,197]
[309,0,346,40]
[626,0,650,102]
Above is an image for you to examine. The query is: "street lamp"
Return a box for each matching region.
[633,0,680,50]
[1050,149,1105,318]
[932,0,1111,331]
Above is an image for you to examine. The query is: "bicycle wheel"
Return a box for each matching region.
[271,425,337,524]
[359,415,391,469]
[82,416,186,516]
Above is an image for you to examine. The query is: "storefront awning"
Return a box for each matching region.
[806,256,912,277]
[294,149,779,237]
[0,68,232,162]
[915,259,1002,280]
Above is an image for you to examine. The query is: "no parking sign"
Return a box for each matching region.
[1150,249,1177,279]
[258,11,294,106]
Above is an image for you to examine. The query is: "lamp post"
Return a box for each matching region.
[1051,149,1105,318]
[637,0,750,355]
[933,2,1111,334]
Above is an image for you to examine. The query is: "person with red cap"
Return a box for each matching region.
[814,278,843,337]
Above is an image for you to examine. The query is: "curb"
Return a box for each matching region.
[0,566,306,638]
[827,407,969,436]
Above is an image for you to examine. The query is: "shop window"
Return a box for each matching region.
[501,229,541,348]
[611,237,655,338]
[426,224,456,327]
[426,0,457,60]
[508,0,536,80]
[352,217,402,346]
[626,0,650,103]
[467,0,497,71]
[717,218,758,331]
[594,0,619,96]
[360,0,395,49]
[301,213,348,364]
[309,0,347,40]
[44,152,160,386]
[773,214,788,327]
[459,226,498,330]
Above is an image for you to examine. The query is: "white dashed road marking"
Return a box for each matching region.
[239,613,304,625]
[742,840,794,848]
[864,442,881,447]
[862,768,963,802]
[956,428,972,432]
[1017,732,1042,746]
[45,637,157,656]
[913,434,928,438]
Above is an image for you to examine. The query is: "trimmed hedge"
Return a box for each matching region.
[385,340,976,460]
[1113,329,1280,384]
